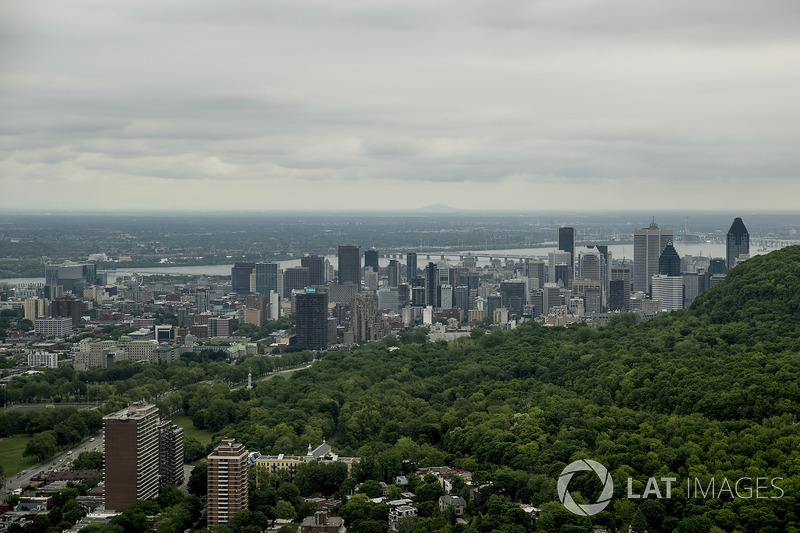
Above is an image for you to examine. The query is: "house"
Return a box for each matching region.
[438,495,467,515]
[299,511,345,533]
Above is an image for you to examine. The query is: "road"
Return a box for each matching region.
[3,434,105,494]
[1,361,316,497]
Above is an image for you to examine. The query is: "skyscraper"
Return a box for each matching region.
[338,245,361,286]
[301,256,326,286]
[207,438,249,527]
[423,262,438,308]
[726,217,749,271]
[499,281,526,317]
[387,259,401,288]
[295,288,329,350]
[364,248,379,273]
[406,251,418,281]
[633,222,673,295]
[104,403,160,511]
[231,262,256,295]
[254,262,280,296]
[557,227,575,273]
[158,420,185,488]
[658,241,681,277]
[283,266,310,298]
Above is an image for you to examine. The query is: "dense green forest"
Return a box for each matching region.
[3,247,799,532]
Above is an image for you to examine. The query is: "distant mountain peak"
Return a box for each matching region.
[418,203,459,213]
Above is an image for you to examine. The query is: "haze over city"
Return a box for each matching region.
[2,0,800,211]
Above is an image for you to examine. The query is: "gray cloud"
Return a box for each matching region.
[1,0,799,210]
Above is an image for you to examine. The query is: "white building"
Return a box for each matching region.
[651,275,684,312]
[34,317,73,338]
[28,351,58,369]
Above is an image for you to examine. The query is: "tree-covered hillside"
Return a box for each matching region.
[212,247,800,532]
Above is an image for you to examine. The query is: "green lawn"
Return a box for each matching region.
[0,436,38,477]
[5,402,95,413]
[169,414,215,445]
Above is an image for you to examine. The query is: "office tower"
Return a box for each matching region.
[709,259,727,276]
[364,268,378,291]
[104,403,160,511]
[406,251,418,281]
[49,295,85,325]
[486,294,502,322]
[542,284,562,315]
[608,279,626,312]
[651,275,684,311]
[633,222,673,295]
[682,273,699,305]
[207,438,249,527]
[423,262,439,307]
[572,280,602,315]
[208,317,234,338]
[45,262,98,297]
[411,286,425,307]
[231,262,256,295]
[611,266,631,311]
[295,288,329,350]
[158,420,184,488]
[364,248,379,273]
[254,262,280,295]
[195,287,210,313]
[548,251,572,284]
[554,264,572,287]
[726,217,750,271]
[377,286,399,312]
[454,285,469,312]
[439,284,453,309]
[557,227,576,273]
[526,260,546,290]
[658,241,681,276]
[302,256,326,286]
[338,245,361,286]
[387,260,401,288]
[499,281,526,317]
[350,292,388,343]
[284,266,310,298]
[398,283,410,308]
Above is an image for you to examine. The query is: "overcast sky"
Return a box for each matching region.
[2,0,799,211]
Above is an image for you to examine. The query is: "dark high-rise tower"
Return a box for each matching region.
[283,266,310,298]
[658,241,681,277]
[364,248,379,273]
[295,289,329,350]
[387,259,400,288]
[423,262,438,307]
[726,217,749,271]
[557,227,575,272]
[254,262,280,296]
[338,245,361,286]
[231,262,255,295]
[301,256,325,286]
[406,251,418,281]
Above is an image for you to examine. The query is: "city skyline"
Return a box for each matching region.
[2,1,800,211]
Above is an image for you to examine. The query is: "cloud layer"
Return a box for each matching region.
[2,0,799,210]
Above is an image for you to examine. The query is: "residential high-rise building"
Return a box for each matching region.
[207,438,249,527]
[231,262,256,295]
[557,227,576,273]
[406,251,418,281]
[254,262,280,296]
[195,287,210,313]
[726,217,749,271]
[301,256,326,286]
[295,289,329,350]
[633,222,673,295]
[34,317,73,338]
[104,403,160,511]
[158,420,184,488]
[338,245,361,286]
[364,248,379,273]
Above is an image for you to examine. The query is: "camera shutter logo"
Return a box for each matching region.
[557,459,614,516]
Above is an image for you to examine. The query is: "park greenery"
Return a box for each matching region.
[2,246,800,532]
